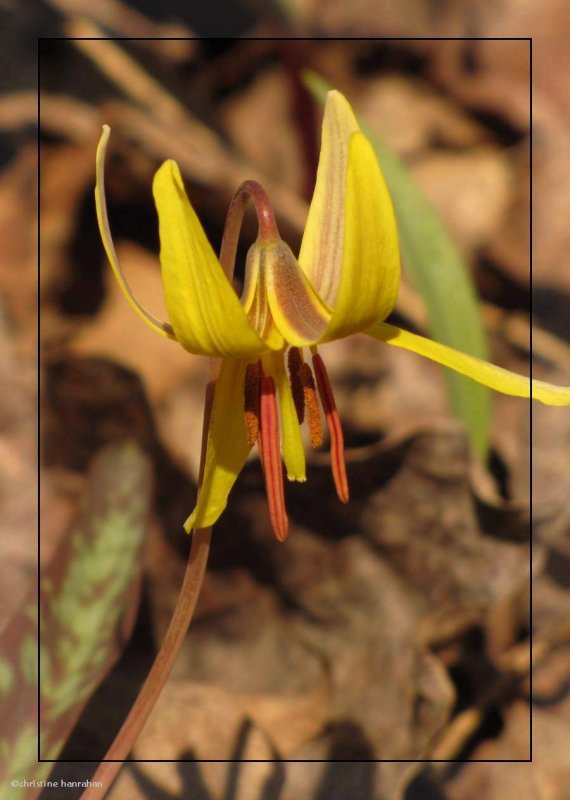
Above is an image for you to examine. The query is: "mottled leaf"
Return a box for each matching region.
[0,442,152,798]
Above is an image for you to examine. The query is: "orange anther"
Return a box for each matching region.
[300,362,323,449]
[244,361,261,446]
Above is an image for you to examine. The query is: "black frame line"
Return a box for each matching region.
[528,35,533,764]
[37,34,534,767]
[37,36,532,40]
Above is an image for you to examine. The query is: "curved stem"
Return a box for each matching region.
[80,526,212,800]
[219,179,281,277]
[81,362,219,800]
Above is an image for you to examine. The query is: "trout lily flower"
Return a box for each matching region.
[95,90,570,542]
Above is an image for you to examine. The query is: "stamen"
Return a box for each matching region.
[287,347,305,423]
[244,361,261,446]
[311,353,349,503]
[259,373,288,541]
[300,362,323,449]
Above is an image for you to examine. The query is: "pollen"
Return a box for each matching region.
[311,352,349,504]
[300,362,323,449]
[244,361,261,446]
[287,347,305,424]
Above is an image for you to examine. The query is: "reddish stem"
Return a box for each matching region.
[219,180,281,277]
[80,527,211,800]
[79,173,275,800]
[79,368,221,800]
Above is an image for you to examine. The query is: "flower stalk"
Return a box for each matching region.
[86,86,570,795]
[80,526,211,800]
[81,171,293,799]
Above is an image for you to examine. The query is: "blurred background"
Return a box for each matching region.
[1,1,570,799]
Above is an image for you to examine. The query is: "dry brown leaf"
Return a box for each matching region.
[358,425,529,619]
[410,148,511,254]
[219,66,305,194]
[0,146,37,342]
[41,141,98,294]
[133,673,329,762]
[0,312,36,634]
[48,0,196,50]
[71,243,201,403]
[446,700,570,800]
[359,75,489,157]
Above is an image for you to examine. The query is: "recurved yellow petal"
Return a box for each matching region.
[298,91,401,342]
[95,126,175,340]
[184,358,252,532]
[369,321,570,406]
[153,160,271,358]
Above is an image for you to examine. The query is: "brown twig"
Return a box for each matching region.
[49,0,196,59]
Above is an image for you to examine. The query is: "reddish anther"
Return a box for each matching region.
[287,347,306,424]
[311,353,349,503]
[258,373,289,541]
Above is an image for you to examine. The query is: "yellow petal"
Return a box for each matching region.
[369,321,570,406]
[299,91,401,341]
[298,90,358,305]
[184,358,252,532]
[153,160,271,358]
[263,351,306,481]
[95,126,175,340]
[323,132,401,340]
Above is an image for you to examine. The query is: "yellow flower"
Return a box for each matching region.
[95,90,570,542]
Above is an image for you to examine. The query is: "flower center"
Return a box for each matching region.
[240,239,332,350]
[243,347,348,541]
